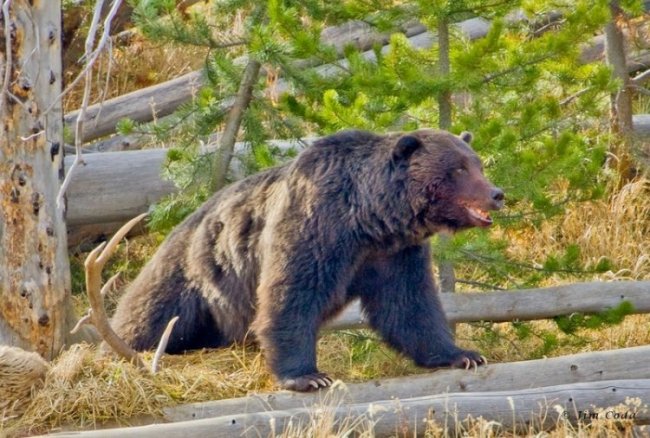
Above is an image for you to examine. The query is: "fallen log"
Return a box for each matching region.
[634,114,650,137]
[328,280,650,329]
[47,379,650,437]
[65,149,174,228]
[64,71,204,144]
[163,344,650,422]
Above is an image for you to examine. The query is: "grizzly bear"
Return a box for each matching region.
[110,129,504,391]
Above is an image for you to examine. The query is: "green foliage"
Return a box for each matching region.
[128,0,645,289]
[116,118,136,135]
[554,301,636,334]
[69,256,86,296]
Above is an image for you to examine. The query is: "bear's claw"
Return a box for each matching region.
[282,372,333,392]
[449,350,487,372]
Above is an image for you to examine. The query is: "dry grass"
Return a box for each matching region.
[2,343,272,436]
[502,178,650,282]
[62,33,206,114]
[3,174,649,436]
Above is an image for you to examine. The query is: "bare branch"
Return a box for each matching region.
[151,316,180,374]
[632,68,650,85]
[19,130,44,141]
[56,1,128,211]
[560,87,591,106]
[45,0,123,116]
[55,0,107,211]
[84,213,147,368]
[0,0,13,115]
[632,84,650,96]
[94,38,115,125]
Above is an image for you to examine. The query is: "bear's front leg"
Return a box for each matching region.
[254,304,334,391]
[351,243,486,370]
[253,236,354,391]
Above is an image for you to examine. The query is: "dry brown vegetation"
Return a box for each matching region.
[504,178,650,282]
[469,177,650,363]
[62,33,207,114]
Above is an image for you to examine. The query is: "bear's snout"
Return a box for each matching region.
[489,187,505,210]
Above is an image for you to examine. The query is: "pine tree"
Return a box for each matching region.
[127,0,644,289]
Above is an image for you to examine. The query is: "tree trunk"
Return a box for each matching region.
[162,345,650,422]
[437,17,452,130]
[605,1,637,180]
[328,280,650,329]
[0,0,71,358]
[436,17,456,336]
[211,59,261,192]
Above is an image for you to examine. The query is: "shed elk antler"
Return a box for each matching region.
[70,213,179,373]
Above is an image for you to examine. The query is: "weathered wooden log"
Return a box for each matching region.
[634,114,650,137]
[47,379,650,437]
[64,71,204,144]
[328,280,650,329]
[75,133,145,153]
[163,344,650,422]
[65,149,175,227]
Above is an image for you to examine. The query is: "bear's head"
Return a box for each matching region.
[394,129,504,233]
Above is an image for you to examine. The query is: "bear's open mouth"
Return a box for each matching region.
[464,205,493,226]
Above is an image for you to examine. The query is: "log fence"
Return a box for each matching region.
[45,281,650,436]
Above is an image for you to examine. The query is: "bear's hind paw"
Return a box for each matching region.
[281,372,333,392]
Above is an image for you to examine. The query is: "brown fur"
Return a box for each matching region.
[110,129,504,391]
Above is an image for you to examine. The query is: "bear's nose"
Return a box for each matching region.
[491,187,505,209]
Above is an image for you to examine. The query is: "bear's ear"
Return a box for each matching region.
[459,131,473,144]
[393,135,422,161]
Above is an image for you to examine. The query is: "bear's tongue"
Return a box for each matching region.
[465,206,492,226]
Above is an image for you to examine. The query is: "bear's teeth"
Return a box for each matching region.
[466,206,492,223]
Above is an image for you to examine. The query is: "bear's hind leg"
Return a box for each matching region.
[161,289,226,353]
[112,274,226,353]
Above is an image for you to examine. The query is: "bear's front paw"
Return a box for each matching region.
[420,349,487,371]
[448,349,487,371]
[280,372,333,392]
